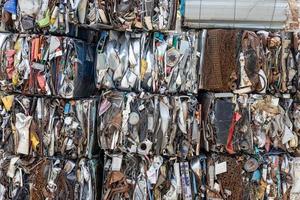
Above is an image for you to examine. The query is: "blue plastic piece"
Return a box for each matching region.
[251,170,261,182]
[4,0,17,15]
[180,0,185,16]
[154,32,164,41]
[64,103,71,114]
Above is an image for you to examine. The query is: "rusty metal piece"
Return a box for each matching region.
[104,171,130,200]
[202,30,239,91]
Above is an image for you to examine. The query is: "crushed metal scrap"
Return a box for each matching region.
[0,0,300,199]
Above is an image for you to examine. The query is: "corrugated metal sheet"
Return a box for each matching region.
[183,0,299,30]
